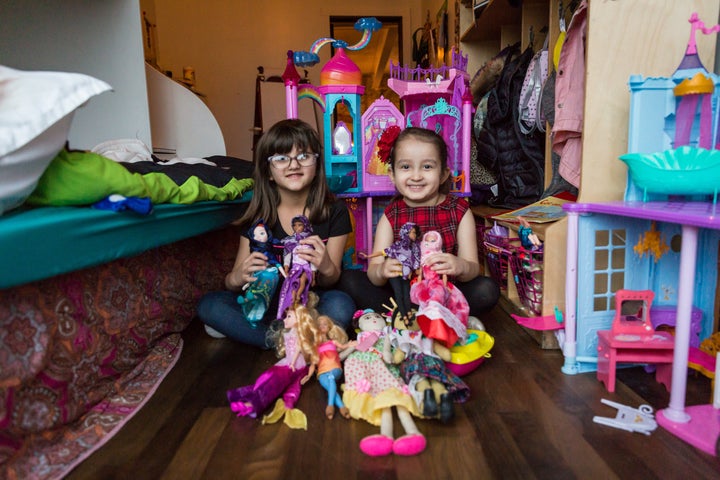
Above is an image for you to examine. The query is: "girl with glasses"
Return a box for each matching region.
[197,119,356,348]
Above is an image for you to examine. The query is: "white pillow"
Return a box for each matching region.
[0,65,112,214]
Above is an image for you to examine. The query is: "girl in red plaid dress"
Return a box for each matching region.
[341,127,499,321]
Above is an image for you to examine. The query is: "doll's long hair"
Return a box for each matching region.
[238,119,335,229]
[269,292,320,358]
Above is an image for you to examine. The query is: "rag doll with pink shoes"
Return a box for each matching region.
[341,309,426,457]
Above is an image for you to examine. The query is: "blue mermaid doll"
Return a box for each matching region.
[237,219,285,326]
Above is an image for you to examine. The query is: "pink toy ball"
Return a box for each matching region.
[320,43,362,86]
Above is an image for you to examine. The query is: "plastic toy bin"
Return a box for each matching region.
[482,233,518,291]
[508,245,544,316]
[475,222,489,264]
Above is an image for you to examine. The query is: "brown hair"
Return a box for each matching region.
[388,127,451,195]
[239,119,335,228]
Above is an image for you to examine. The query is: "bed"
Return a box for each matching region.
[0,65,253,478]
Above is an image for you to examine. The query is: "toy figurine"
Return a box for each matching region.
[341,309,425,457]
[386,300,470,423]
[517,216,543,251]
[227,304,316,430]
[277,215,316,319]
[410,230,469,349]
[365,222,422,326]
[237,220,286,326]
[300,314,356,419]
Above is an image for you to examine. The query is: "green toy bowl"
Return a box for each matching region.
[619,146,720,198]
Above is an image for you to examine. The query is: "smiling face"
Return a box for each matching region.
[389,137,450,207]
[269,146,317,195]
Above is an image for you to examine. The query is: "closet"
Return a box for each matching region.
[459,0,720,348]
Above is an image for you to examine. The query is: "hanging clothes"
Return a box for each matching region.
[552,0,587,189]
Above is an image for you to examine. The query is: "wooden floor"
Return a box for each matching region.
[67,305,720,480]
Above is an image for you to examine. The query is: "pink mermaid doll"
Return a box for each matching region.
[410,230,469,349]
[227,304,316,429]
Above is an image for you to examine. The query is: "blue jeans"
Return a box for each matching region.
[196,289,356,349]
[318,368,345,408]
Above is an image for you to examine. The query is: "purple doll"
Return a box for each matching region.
[276,215,316,319]
[366,222,422,326]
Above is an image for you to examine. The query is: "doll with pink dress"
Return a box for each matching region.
[341,309,425,457]
[410,230,469,349]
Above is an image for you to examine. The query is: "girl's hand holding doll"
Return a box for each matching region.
[422,252,467,278]
[297,234,345,287]
[226,251,269,290]
[379,256,405,280]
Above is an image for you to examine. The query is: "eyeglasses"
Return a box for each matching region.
[267,152,318,169]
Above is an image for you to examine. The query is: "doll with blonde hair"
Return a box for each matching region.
[227,303,318,429]
[300,314,356,419]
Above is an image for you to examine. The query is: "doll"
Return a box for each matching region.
[300,314,356,420]
[277,215,316,320]
[365,222,422,327]
[410,230,469,349]
[237,219,286,325]
[341,309,426,457]
[386,300,470,423]
[226,304,316,430]
[517,216,543,250]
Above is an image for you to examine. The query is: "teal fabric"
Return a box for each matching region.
[0,194,251,289]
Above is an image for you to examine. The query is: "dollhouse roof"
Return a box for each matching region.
[320,48,362,86]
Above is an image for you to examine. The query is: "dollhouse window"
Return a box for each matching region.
[592,228,627,312]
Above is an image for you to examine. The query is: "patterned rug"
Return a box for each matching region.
[2,334,183,480]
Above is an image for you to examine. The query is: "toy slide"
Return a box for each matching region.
[511,307,564,331]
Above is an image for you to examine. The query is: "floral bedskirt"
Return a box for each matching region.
[0,225,238,465]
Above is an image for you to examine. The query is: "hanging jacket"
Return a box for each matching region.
[476,43,546,209]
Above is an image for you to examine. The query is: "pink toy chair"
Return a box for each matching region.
[596,290,675,392]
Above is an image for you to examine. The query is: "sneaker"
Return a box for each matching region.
[204,324,227,338]
[467,316,485,331]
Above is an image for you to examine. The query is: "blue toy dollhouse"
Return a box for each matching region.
[561,13,720,376]
[560,12,720,456]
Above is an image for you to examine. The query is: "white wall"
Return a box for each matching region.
[149,0,441,160]
[0,0,152,150]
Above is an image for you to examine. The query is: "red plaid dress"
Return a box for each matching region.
[384,195,469,256]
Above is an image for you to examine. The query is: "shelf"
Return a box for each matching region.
[460,0,522,43]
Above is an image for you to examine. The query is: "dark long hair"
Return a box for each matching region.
[239,119,335,228]
[388,127,451,195]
